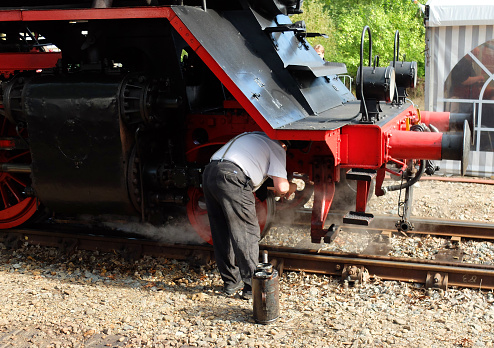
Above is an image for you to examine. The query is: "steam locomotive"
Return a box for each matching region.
[0,0,470,244]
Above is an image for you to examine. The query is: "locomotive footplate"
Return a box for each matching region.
[342,211,374,226]
[343,169,376,226]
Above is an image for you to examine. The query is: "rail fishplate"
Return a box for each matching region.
[341,264,370,284]
[426,272,448,290]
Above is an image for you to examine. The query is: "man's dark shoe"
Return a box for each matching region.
[223,281,244,296]
[240,284,252,300]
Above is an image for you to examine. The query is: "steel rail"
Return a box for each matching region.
[281,209,494,240]
[2,226,494,290]
[265,246,494,290]
[0,227,215,261]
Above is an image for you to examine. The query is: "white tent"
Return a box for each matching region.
[425,0,494,177]
[428,0,494,27]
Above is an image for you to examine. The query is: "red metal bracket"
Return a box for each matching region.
[355,180,371,213]
[375,166,386,196]
[310,158,335,243]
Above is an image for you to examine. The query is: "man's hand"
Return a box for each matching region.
[268,180,297,198]
[272,176,291,195]
[288,182,297,196]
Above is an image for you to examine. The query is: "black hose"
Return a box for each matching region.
[384,160,425,193]
[383,122,431,192]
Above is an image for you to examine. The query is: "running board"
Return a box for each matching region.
[343,211,374,225]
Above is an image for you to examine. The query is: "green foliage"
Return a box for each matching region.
[291,0,336,59]
[292,0,426,77]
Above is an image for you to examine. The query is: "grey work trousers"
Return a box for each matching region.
[202,160,260,288]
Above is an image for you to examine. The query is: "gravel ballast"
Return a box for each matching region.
[0,178,493,347]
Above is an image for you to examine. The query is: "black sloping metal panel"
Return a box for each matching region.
[173,6,357,131]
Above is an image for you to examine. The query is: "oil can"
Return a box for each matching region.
[252,253,279,324]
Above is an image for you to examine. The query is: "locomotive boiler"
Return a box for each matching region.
[0,0,470,244]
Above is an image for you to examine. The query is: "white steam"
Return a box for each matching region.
[103,221,206,245]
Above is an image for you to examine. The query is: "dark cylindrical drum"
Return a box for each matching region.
[252,262,279,324]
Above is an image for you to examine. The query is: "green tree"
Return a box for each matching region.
[293,0,426,77]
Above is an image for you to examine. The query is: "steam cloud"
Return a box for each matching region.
[103,221,207,245]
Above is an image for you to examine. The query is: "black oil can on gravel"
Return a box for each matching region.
[252,252,279,324]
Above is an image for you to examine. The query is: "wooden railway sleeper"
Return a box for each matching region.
[186,250,212,270]
[425,272,448,290]
[60,238,79,256]
[362,230,392,256]
[120,244,143,262]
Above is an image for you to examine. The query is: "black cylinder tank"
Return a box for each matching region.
[18,73,137,215]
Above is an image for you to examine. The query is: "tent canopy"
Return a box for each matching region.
[427,0,494,27]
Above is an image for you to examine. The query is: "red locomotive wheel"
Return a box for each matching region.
[0,196,37,228]
[186,187,275,245]
[0,117,37,228]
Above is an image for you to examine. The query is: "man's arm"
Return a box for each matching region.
[272,176,297,196]
[462,75,484,86]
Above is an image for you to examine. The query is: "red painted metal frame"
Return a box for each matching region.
[0,52,62,77]
[339,106,457,227]
[0,8,174,21]
[340,124,383,168]
[0,52,62,69]
[341,106,452,169]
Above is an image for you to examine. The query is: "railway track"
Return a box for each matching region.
[1,218,494,291]
[282,209,494,240]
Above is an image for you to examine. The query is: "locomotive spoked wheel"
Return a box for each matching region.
[186,187,275,245]
[0,117,37,228]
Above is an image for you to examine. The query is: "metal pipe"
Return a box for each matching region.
[0,164,31,173]
[359,26,372,120]
[92,0,113,8]
[387,130,443,160]
[418,111,451,132]
[417,111,472,133]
